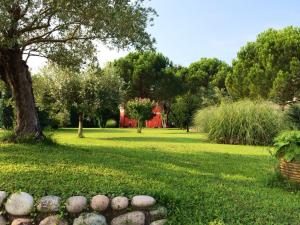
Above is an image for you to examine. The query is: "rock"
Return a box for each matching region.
[66,196,87,214]
[73,213,107,225]
[39,215,67,225]
[11,218,32,225]
[5,192,34,216]
[131,195,156,209]
[111,196,129,211]
[90,195,109,212]
[37,196,61,213]
[0,191,7,206]
[150,219,167,225]
[149,207,167,221]
[0,216,7,225]
[111,211,145,225]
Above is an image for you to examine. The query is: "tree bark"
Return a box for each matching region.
[78,113,84,138]
[0,49,43,140]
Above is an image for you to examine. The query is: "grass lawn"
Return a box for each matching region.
[0,128,300,224]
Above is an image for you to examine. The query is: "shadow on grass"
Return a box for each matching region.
[96,136,209,143]
[1,142,300,224]
[58,128,131,133]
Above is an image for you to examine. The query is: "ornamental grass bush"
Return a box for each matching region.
[194,100,287,145]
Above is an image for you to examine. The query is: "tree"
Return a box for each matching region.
[226,26,300,101]
[0,0,156,140]
[126,98,153,133]
[112,51,174,99]
[187,58,231,92]
[111,51,181,126]
[270,58,300,107]
[169,58,230,131]
[35,64,124,137]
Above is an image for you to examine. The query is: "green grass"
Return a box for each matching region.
[0,128,299,224]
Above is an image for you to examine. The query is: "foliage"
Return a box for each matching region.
[170,93,201,131]
[168,58,231,131]
[105,119,117,128]
[0,0,156,67]
[194,100,287,145]
[111,51,176,100]
[226,26,300,103]
[187,58,231,91]
[273,131,300,162]
[33,64,124,136]
[286,104,300,130]
[126,98,153,133]
[0,84,13,129]
[0,128,300,224]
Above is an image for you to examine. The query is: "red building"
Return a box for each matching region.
[119,104,164,128]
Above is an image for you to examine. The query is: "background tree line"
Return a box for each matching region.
[1,26,300,135]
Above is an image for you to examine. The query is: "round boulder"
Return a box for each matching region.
[73,213,107,225]
[149,207,168,221]
[39,215,67,225]
[111,196,129,211]
[11,218,32,225]
[150,219,167,225]
[0,191,7,206]
[5,192,34,216]
[131,195,156,209]
[90,195,109,212]
[0,216,7,225]
[66,196,87,214]
[37,196,61,213]
[111,211,145,225]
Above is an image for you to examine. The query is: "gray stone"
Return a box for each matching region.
[111,211,145,225]
[111,196,129,211]
[0,191,7,206]
[149,207,167,221]
[131,195,156,209]
[66,196,87,214]
[11,218,32,225]
[90,195,109,212]
[37,196,61,213]
[150,219,167,225]
[5,192,34,216]
[0,216,6,225]
[39,215,67,225]
[73,213,107,225]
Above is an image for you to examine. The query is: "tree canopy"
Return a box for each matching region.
[111,51,178,100]
[0,0,156,139]
[226,26,300,103]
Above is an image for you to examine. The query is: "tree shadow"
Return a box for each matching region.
[0,142,299,224]
[95,136,209,143]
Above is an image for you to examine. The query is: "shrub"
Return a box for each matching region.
[286,104,300,130]
[273,131,300,162]
[106,119,117,128]
[194,100,287,145]
[126,98,153,133]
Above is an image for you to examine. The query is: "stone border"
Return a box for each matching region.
[0,192,168,225]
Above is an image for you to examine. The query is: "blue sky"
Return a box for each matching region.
[147,0,300,66]
[29,0,300,71]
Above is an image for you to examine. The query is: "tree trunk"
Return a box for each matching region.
[186,124,190,133]
[0,49,43,140]
[137,119,142,133]
[78,113,84,138]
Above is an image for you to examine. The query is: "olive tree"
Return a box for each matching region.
[35,64,124,137]
[0,0,156,140]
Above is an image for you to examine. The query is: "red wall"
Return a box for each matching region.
[119,105,163,128]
